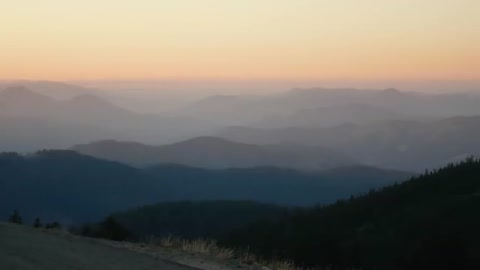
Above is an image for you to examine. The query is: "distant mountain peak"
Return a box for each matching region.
[0,86,52,102]
[0,80,98,100]
[2,85,38,96]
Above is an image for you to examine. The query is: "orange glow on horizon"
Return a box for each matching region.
[1,0,479,81]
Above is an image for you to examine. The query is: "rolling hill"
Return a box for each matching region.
[0,150,411,223]
[72,136,355,171]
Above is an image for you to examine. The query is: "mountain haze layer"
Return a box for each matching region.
[72,137,355,171]
[0,86,219,151]
[181,88,480,127]
[219,116,480,171]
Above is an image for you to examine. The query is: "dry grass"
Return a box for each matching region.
[146,235,318,270]
[262,260,301,270]
[127,235,361,270]
[146,235,234,260]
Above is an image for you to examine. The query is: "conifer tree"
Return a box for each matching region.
[8,210,22,224]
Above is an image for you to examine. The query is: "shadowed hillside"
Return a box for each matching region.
[222,158,480,270]
[89,201,288,240]
[0,150,411,223]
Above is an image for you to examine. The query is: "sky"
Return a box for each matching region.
[1,0,479,82]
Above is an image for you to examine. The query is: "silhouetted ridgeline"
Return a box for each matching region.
[0,150,411,223]
[72,136,355,171]
[221,158,480,270]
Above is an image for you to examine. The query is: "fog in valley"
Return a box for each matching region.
[1,80,480,172]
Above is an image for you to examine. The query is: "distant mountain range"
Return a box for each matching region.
[2,82,480,172]
[0,80,98,100]
[0,86,219,151]
[0,80,201,113]
[218,116,480,171]
[250,103,415,128]
[72,136,355,171]
[0,86,133,125]
[0,150,412,223]
[181,87,480,127]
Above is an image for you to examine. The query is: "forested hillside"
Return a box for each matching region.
[108,201,288,239]
[222,158,480,270]
[0,151,410,223]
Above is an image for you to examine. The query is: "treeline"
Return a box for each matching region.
[7,210,62,229]
[80,201,289,242]
[81,216,132,241]
[6,209,132,242]
[220,158,480,270]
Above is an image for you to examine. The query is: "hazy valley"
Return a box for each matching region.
[1,80,479,270]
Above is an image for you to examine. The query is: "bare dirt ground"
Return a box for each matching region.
[0,222,200,270]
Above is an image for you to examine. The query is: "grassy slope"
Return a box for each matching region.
[0,222,196,270]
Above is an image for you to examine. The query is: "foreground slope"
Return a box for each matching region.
[0,223,196,270]
[223,158,480,270]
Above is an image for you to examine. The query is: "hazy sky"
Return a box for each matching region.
[1,0,479,81]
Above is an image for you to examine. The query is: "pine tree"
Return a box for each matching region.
[8,210,22,224]
[95,216,131,241]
